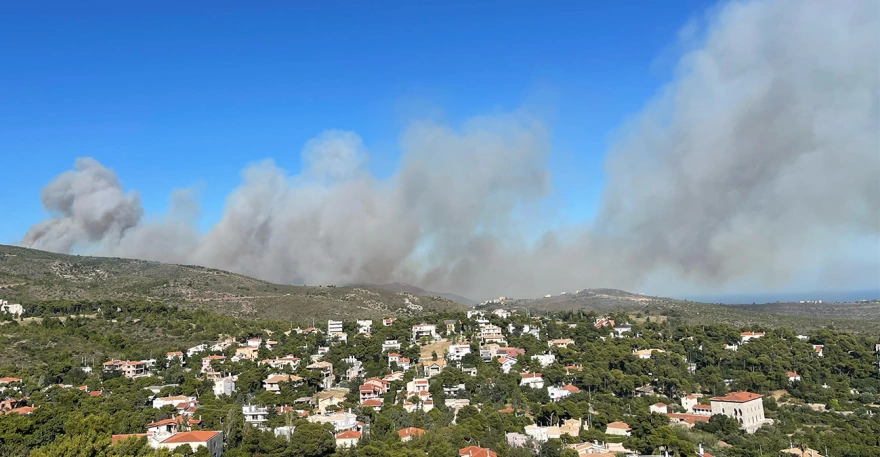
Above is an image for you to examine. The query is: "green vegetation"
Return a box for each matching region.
[493,289,880,334]
[0,301,878,457]
[0,244,465,322]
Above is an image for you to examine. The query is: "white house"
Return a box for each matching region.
[0,301,24,316]
[812,345,824,357]
[151,431,223,457]
[213,377,236,397]
[519,372,544,389]
[153,395,196,410]
[242,404,269,429]
[548,384,579,401]
[186,344,207,357]
[406,378,430,395]
[492,309,511,319]
[447,344,472,361]
[166,352,184,364]
[497,357,516,374]
[531,353,555,368]
[786,371,801,383]
[335,430,361,448]
[649,402,668,414]
[740,331,765,342]
[382,339,401,351]
[412,324,438,342]
[356,320,372,334]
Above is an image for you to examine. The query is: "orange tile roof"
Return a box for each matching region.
[111,433,147,444]
[335,431,361,439]
[459,446,498,457]
[5,406,35,415]
[605,421,630,430]
[711,391,762,403]
[0,377,22,383]
[397,427,425,438]
[161,431,220,444]
[561,384,580,393]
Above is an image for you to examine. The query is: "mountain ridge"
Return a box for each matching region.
[349,282,477,306]
[0,244,466,322]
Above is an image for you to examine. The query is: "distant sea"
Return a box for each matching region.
[681,289,880,305]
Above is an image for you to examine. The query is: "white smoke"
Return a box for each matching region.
[20,0,880,299]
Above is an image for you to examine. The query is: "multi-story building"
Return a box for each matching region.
[710,391,771,433]
[305,361,334,389]
[447,344,472,361]
[412,324,438,342]
[242,404,270,429]
[328,320,343,334]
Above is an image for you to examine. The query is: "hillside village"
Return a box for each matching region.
[1,300,879,456]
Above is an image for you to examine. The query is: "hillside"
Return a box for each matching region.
[0,244,466,322]
[727,300,880,320]
[351,282,477,306]
[484,288,880,334]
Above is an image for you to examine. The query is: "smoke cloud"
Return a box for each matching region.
[20,0,880,299]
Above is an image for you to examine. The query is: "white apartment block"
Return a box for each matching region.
[328,320,343,334]
[242,404,270,429]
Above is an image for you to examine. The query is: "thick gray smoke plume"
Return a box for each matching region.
[20,0,880,299]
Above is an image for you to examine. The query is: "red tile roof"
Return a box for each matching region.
[397,427,425,438]
[4,406,35,415]
[335,431,362,439]
[459,446,498,457]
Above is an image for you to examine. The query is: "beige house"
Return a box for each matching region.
[604,421,631,436]
[263,374,302,393]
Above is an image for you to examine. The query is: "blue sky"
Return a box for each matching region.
[0,1,711,244]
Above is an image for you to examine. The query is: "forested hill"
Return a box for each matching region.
[479,289,880,334]
[0,244,466,322]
